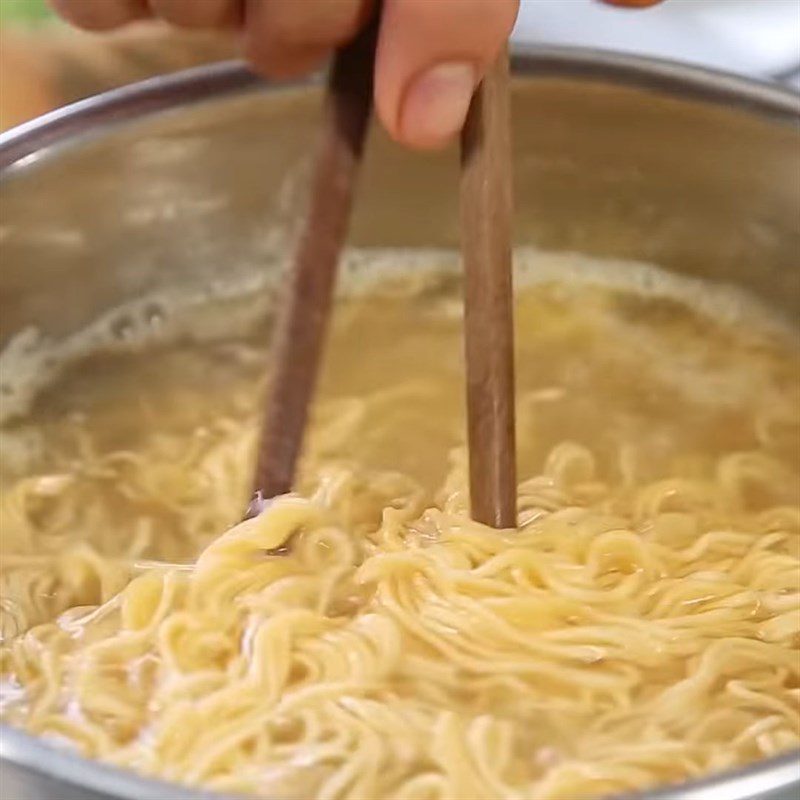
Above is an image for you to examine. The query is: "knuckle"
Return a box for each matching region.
[327,8,363,45]
[469,0,519,40]
[261,7,307,45]
[243,36,281,76]
[149,0,231,29]
[259,0,363,47]
[243,37,318,80]
[49,0,122,30]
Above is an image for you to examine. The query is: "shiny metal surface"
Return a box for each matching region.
[0,47,798,800]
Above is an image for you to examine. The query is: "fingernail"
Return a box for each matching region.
[400,62,476,148]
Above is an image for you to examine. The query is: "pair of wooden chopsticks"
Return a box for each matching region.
[250,11,516,529]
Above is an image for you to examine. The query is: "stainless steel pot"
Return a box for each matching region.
[0,47,798,800]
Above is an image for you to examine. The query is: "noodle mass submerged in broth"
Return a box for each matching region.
[1,252,798,800]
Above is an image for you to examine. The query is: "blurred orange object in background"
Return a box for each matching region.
[0,21,236,132]
[0,32,58,130]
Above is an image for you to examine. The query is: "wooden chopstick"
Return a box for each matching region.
[459,47,517,528]
[251,24,518,533]
[249,9,380,505]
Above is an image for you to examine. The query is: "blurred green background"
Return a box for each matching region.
[0,0,56,25]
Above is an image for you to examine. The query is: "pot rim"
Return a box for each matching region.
[1,44,798,800]
[1,44,798,172]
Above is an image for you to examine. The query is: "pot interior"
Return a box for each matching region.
[0,55,799,800]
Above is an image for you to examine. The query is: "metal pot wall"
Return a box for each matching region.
[0,47,798,800]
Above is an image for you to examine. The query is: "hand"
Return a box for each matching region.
[49,0,516,150]
[49,0,661,150]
